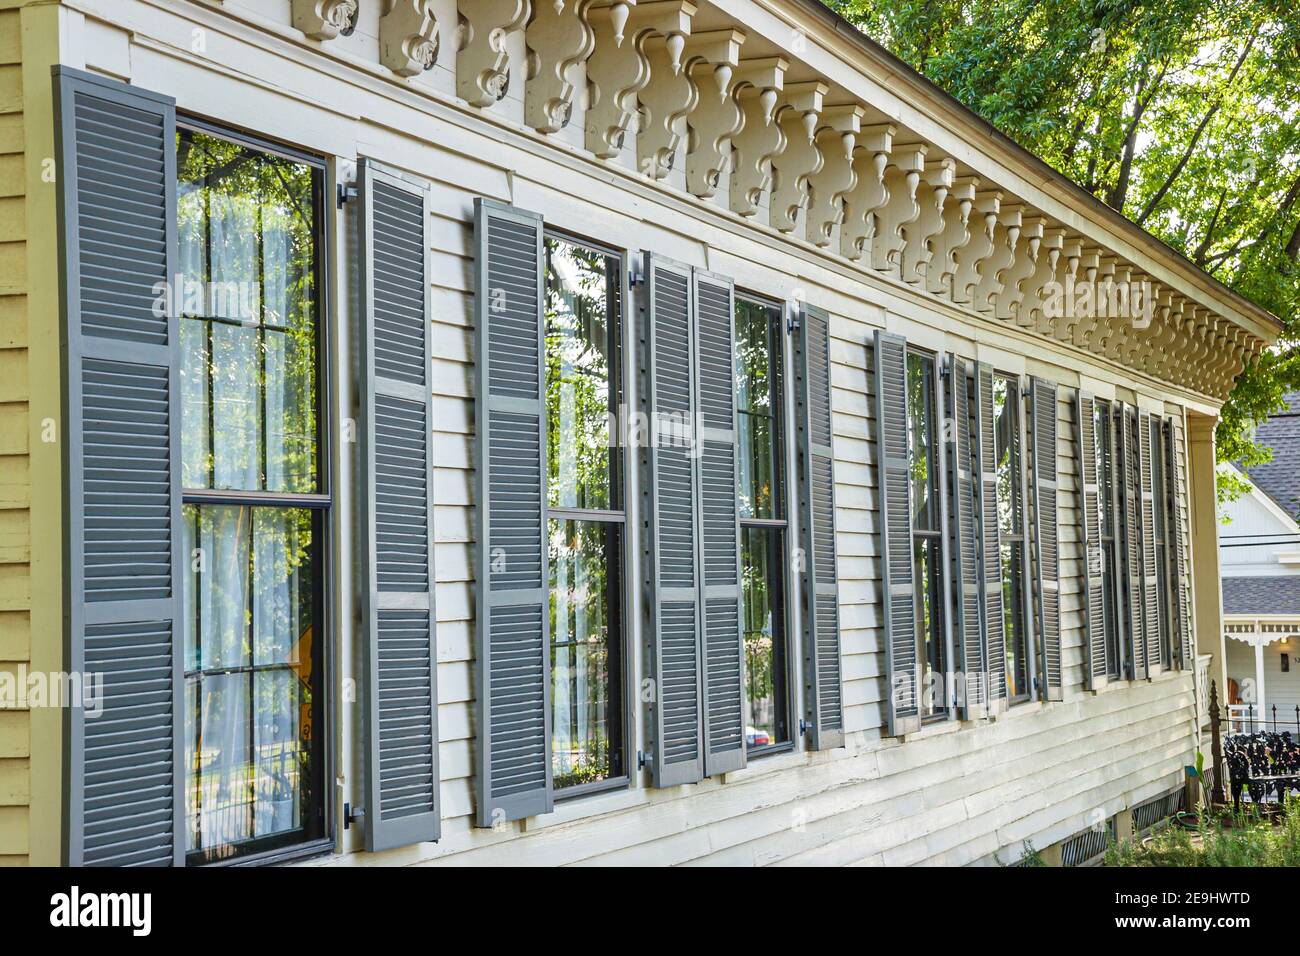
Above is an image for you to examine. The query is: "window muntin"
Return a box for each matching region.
[994,376,1030,701]
[735,297,789,751]
[907,352,946,719]
[544,234,626,792]
[177,127,327,865]
[1094,400,1121,679]
[178,131,320,495]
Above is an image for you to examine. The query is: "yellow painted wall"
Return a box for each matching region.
[0,3,31,865]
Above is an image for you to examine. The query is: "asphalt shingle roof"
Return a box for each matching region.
[1245,391,1300,521]
[1223,577,1300,615]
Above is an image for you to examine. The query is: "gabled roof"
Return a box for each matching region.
[1223,577,1300,616]
[1244,392,1300,520]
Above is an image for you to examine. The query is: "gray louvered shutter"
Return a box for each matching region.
[473,199,552,824]
[949,358,985,719]
[641,254,704,786]
[1119,406,1146,680]
[874,331,919,736]
[1076,392,1108,690]
[1164,419,1192,669]
[1030,378,1062,700]
[694,270,745,775]
[796,304,843,749]
[357,160,440,849]
[975,364,1007,713]
[56,68,182,866]
[1138,412,1160,674]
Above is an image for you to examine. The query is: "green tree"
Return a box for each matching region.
[822,0,1300,494]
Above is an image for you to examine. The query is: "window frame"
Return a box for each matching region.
[541,226,635,802]
[734,290,794,758]
[1152,416,1175,669]
[995,374,1036,705]
[175,117,335,865]
[906,348,950,721]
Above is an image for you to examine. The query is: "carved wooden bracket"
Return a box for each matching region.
[1064,247,1100,347]
[584,1,693,159]
[926,175,977,296]
[1022,226,1064,332]
[972,204,1022,314]
[292,0,358,40]
[870,145,926,271]
[637,31,700,179]
[901,158,955,285]
[768,82,826,233]
[458,0,531,107]
[684,29,746,197]
[381,0,440,76]
[525,0,596,133]
[996,213,1043,321]
[805,105,865,247]
[952,190,1001,305]
[727,57,788,216]
[838,124,892,261]
[1050,238,1083,342]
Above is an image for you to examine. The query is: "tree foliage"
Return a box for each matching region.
[822,0,1300,483]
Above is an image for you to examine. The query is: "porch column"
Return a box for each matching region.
[1188,413,1226,693]
[1254,637,1267,730]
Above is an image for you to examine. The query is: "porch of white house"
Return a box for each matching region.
[1224,621,1300,733]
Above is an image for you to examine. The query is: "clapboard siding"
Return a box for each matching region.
[0,6,29,865]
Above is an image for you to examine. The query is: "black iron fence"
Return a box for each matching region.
[1208,680,1300,810]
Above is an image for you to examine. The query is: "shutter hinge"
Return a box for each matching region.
[337,182,358,208]
[343,802,364,830]
[787,311,800,335]
[799,717,812,737]
[637,749,651,771]
[629,264,644,286]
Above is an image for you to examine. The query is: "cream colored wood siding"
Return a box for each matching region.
[0,4,30,866]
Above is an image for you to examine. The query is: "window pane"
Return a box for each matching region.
[177,129,319,494]
[183,504,319,862]
[994,376,1029,699]
[545,238,619,511]
[549,519,623,788]
[742,526,788,748]
[735,299,781,520]
[914,535,945,716]
[1003,541,1028,697]
[907,353,936,531]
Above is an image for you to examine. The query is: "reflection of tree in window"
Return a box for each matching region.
[177,128,325,863]
[994,376,1029,701]
[735,298,788,750]
[906,352,944,718]
[544,236,625,791]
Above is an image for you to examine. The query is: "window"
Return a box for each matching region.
[735,296,789,752]
[907,351,946,719]
[544,234,626,793]
[1151,418,1173,668]
[1094,400,1121,679]
[177,126,327,863]
[994,376,1031,701]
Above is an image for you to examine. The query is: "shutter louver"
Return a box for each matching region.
[949,358,985,719]
[694,271,746,775]
[1165,420,1193,669]
[796,304,844,749]
[1030,378,1063,700]
[56,69,183,867]
[1119,406,1146,680]
[473,199,552,824]
[874,331,919,736]
[358,161,441,850]
[975,364,1007,714]
[1139,412,1160,674]
[1076,392,1108,690]
[641,255,705,786]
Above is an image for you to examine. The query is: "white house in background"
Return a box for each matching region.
[1220,392,1300,732]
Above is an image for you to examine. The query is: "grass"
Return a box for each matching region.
[1104,795,1300,866]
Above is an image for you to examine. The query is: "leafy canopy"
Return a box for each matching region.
[821,0,1300,492]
